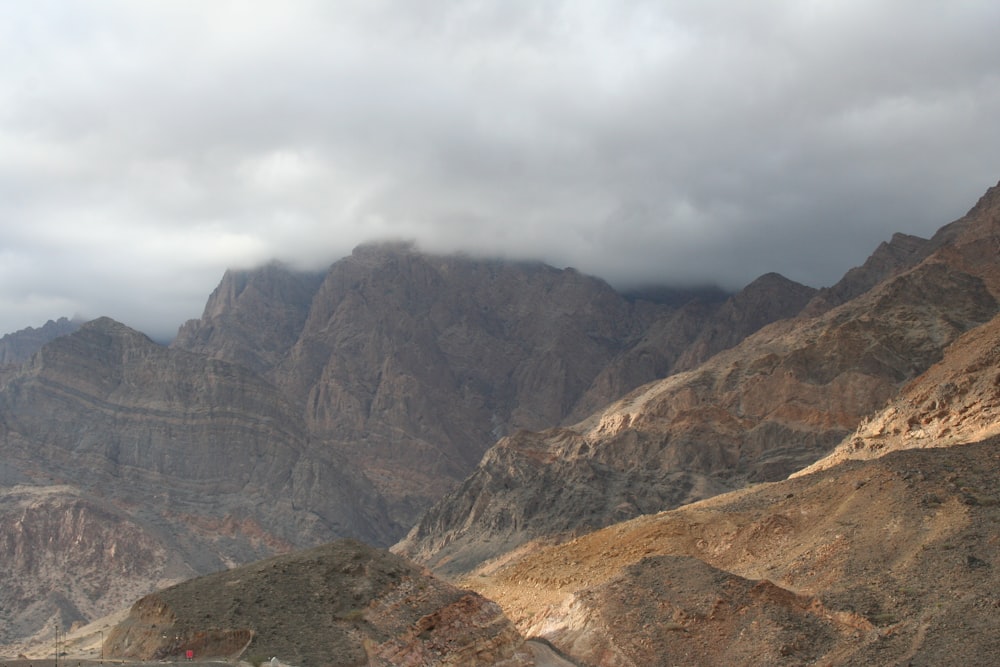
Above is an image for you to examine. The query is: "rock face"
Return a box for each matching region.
[173,244,805,528]
[396,181,1000,573]
[465,438,1000,666]
[0,485,176,649]
[798,309,1000,475]
[1,317,393,546]
[801,232,937,316]
[0,318,394,645]
[105,539,531,667]
[569,273,816,422]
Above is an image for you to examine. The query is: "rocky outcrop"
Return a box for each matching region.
[397,182,1000,573]
[0,485,178,648]
[534,555,843,667]
[105,539,531,667]
[0,317,80,365]
[673,271,817,372]
[802,232,935,316]
[569,273,816,422]
[173,263,325,375]
[798,310,1000,474]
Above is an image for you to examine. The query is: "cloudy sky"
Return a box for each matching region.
[2,1,998,340]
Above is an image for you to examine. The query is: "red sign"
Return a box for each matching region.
[186,650,194,660]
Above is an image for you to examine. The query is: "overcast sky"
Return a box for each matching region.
[2,1,998,340]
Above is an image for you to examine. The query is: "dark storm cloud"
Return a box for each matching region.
[1,1,998,339]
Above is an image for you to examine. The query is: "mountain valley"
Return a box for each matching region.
[1,180,998,665]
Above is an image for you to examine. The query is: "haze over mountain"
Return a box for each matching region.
[1,179,998,665]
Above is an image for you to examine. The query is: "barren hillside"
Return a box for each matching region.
[396,181,1000,574]
[105,539,532,667]
[462,438,1000,666]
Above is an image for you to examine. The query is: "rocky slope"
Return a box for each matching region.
[798,309,1000,475]
[173,243,807,528]
[396,181,1000,573]
[462,437,1000,666]
[103,539,532,667]
[0,318,394,646]
[0,485,179,652]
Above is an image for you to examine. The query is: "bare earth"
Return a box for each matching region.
[462,438,1000,666]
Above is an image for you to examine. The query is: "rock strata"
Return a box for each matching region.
[397,182,1000,573]
[174,245,796,528]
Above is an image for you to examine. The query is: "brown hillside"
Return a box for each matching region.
[800,310,1000,474]
[396,180,1000,574]
[464,438,1000,666]
[105,539,531,667]
[0,485,181,650]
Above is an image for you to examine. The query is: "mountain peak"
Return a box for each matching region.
[0,316,81,365]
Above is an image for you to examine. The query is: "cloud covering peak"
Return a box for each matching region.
[2,1,998,339]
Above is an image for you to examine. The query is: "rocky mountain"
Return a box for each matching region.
[0,245,809,651]
[0,317,394,646]
[461,436,1000,666]
[102,539,531,667]
[172,243,808,528]
[396,180,1000,574]
[3,179,998,661]
[797,308,1000,475]
[0,317,80,365]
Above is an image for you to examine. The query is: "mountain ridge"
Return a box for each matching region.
[395,179,1000,573]
[1,179,998,662]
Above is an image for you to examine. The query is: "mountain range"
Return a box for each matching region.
[1,180,998,665]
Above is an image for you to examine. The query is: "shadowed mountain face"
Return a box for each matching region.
[172,245,812,528]
[395,181,1000,574]
[0,317,393,546]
